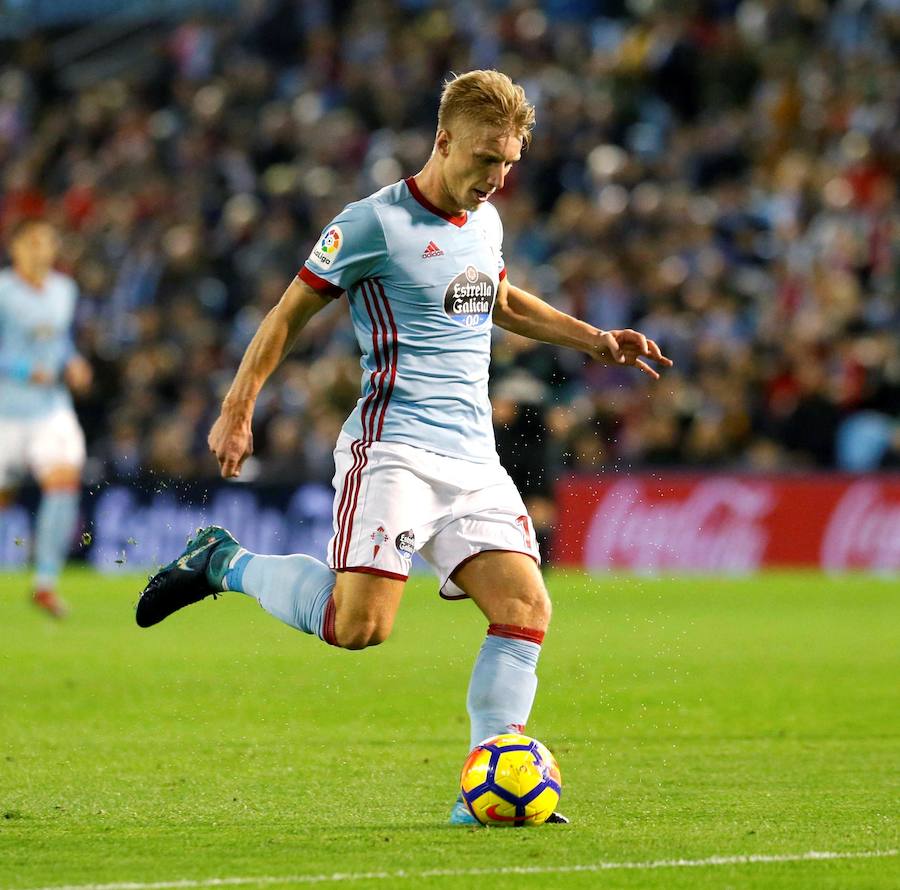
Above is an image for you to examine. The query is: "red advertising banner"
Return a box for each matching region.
[552,474,900,573]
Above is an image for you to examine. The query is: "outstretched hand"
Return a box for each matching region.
[208,409,254,478]
[592,328,673,379]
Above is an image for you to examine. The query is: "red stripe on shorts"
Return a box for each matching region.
[333,433,371,566]
[338,566,408,581]
[331,444,356,563]
[339,281,385,563]
[335,279,398,568]
[334,281,383,564]
[340,439,370,566]
[337,282,380,564]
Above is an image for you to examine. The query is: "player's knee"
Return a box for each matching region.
[334,613,394,650]
[337,623,390,650]
[527,586,552,629]
[501,584,552,631]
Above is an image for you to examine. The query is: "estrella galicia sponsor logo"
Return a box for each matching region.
[443,265,495,327]
[395,529,415,557]
[309,224,342,268]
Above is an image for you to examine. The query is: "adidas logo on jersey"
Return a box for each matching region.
[422,241,444,258]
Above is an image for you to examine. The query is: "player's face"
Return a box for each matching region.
[441,124,522,211]
[11,222,59,271]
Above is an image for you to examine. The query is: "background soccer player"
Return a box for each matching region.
[0,218,92,617]
[136,70,671,824]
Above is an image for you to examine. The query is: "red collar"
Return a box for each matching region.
[405,177,467,227]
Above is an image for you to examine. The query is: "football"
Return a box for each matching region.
[459,733,562,826]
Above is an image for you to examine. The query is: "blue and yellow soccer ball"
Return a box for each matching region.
[459,733,562,826]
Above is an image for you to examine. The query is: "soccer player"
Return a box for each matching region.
[0,218,92,617]
[136,70,671,824]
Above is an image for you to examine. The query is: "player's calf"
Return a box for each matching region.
[33,481,80,607]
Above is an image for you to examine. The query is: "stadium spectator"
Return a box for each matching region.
[0,0,896,490]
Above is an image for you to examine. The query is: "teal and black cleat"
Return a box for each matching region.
[448,794,480,826]
[135,526,240,628]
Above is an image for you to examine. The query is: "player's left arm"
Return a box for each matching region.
[492,278,673,379]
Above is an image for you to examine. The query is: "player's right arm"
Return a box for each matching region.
[211,200,384,478]
[209,277,331,478]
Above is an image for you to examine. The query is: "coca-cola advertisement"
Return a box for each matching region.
[552,475,900,573]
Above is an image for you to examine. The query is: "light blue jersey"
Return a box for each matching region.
[0,269,78,418]
[299,178,505,463]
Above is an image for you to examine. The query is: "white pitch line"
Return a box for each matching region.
[10,849,898,890]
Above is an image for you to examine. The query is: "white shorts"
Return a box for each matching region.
[328,432,540,599]
[0,408,86,489]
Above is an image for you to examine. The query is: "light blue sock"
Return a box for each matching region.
[223,552,336,642]
[34,490,79,590]
[466,633,541,749]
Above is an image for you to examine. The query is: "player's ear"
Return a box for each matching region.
[435,128,452,158]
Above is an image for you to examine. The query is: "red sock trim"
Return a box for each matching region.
[322,595,338,647]
[488,623,545,645]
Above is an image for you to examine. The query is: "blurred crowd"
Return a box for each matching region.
[1,0,898,503]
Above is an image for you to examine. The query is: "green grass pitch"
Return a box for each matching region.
[1,568,897,889]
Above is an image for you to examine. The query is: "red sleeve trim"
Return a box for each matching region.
[488,623,545,645]
[499,267,507,281]
[299,265,343,298]
[334,566,409,582]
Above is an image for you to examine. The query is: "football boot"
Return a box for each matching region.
[32,588,69,619]
[135,525,239,627]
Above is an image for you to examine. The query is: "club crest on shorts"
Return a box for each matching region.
[443,265,495,327]
[309,224,343,268]
[395,530,415,557]
[370,525,389,559]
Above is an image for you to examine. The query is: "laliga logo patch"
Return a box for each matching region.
[395,530,415,558]
[443,265,495,327]
[309,225,343,268]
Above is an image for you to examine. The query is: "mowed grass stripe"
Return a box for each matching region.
[11,849,899,890]
[1,569,897,889]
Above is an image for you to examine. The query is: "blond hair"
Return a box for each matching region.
[438,70,535,147]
